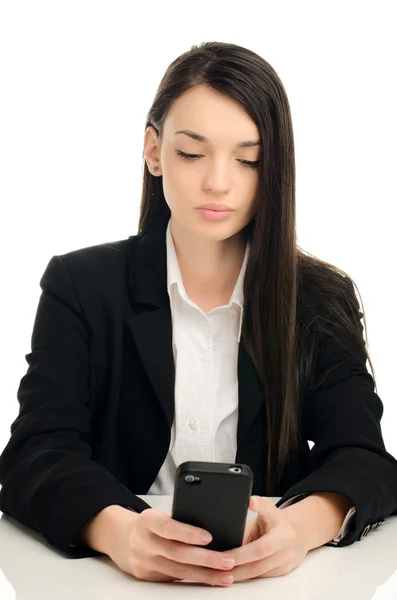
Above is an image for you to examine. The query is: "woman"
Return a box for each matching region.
[1,41,396,588]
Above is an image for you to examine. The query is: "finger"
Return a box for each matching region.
[152,534,236,572]
[232,549,285,582]
[250,495,278,512]
[141,508,213,546]
[249,495,260,510]
[250,496,280,529]
[150,554,235,587]
[229,527,279,566]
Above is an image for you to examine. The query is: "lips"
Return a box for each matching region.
[196,207,234,221]
[198,203,233,211]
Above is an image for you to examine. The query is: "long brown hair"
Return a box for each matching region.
[137,41,376,495]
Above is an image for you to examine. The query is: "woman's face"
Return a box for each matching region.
[144,84,261,242]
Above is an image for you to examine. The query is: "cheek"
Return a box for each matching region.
[163,157,191,188]
[162,164,196,205]
[174,163,196,186]
[241,196,257,225]
[161,168,194,213]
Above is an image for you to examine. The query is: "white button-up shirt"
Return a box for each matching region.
[147,219,356,543]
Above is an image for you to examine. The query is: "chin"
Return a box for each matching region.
[197,225,242,242]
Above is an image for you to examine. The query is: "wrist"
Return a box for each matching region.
[76,504,138,555]
[282,492,352,552]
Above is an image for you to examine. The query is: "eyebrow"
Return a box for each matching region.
[174,129,261,148]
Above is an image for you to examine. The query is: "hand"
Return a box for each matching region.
[106,507,237,587]
[225,495,310,582]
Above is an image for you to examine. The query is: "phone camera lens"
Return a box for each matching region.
[185,475,195,482]
[229,467,241,473]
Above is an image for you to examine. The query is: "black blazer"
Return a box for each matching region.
[1,221,397,559]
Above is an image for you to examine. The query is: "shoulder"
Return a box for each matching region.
[298,256,362,325]
[59,235,140,272]
[297,257,367,373]
[294,259,371,402]
[38,235,142,310]
[53,235,142,287]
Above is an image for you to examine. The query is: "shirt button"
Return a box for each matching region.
[189,418,200,429]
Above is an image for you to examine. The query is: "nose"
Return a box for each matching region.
[203,160,232,195]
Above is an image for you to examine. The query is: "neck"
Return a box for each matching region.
[170,218,246,294]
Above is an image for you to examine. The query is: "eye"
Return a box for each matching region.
[174,149,259,169]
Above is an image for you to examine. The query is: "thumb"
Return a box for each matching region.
[249,496,280,527]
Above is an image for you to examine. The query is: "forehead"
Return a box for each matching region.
[163,85,260,145]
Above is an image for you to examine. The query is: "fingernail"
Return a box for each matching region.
[221,575,233,584]
[222,558,235,569]
[201,533,212,543]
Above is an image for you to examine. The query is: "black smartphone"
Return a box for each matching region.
[171,461,253,552]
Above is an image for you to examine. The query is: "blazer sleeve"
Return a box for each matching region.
[0,255,152,559]
[275,288,397,546]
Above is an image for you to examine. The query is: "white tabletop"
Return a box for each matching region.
[1,495,397,599]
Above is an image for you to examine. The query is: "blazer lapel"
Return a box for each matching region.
[124,222,267,464]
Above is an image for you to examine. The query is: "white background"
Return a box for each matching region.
[0,1,396,493]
